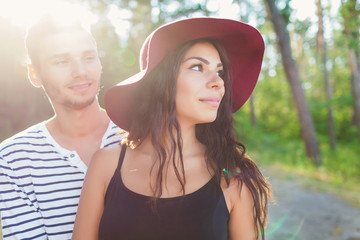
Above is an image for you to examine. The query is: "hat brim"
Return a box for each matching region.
[105,17,264,131]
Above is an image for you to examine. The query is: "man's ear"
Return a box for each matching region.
[27,64,42,88]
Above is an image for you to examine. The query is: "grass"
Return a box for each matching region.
[235,121,360,207]
[262,162,360,208]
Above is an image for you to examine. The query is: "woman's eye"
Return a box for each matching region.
[217,70,224,78]
[190,64,202,71]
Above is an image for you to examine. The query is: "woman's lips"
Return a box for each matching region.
[199,98,221,107]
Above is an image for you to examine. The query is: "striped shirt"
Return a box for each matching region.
[0,121,123,239]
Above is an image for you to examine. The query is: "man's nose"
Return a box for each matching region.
[71,60,87,78]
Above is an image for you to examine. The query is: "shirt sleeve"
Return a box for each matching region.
[0,155,47,240]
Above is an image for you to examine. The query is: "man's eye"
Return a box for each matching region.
[85,56,96,62]
[54,60,68,65]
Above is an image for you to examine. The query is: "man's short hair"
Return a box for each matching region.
[25,13,94,67]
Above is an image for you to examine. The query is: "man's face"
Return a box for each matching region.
[35,30,102,110]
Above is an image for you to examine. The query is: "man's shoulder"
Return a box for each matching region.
[102,121,126,148]
[107,121,124,135]
[0,122,47,155]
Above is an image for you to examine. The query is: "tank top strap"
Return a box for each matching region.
[116,144,127,172]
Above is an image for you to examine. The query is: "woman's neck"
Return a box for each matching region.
[134,124,205,159]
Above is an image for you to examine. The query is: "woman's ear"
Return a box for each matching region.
[27,64,42,88]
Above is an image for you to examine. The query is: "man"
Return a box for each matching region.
[0,11,123,239]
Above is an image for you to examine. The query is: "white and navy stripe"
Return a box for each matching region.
[0,121,122,239]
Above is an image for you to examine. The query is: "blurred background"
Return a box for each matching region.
[0,0,359,239]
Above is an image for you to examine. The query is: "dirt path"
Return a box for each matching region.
[264,166,360,240]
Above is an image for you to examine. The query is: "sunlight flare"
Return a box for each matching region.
[0,0,97,28]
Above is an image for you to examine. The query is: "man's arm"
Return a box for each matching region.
[0,156,47,239]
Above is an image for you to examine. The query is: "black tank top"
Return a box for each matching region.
[98,145,229,240]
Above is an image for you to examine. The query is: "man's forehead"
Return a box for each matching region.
[40,30,97,58]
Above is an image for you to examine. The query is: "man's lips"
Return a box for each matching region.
[68,82,92,91]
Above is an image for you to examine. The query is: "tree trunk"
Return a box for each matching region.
[263,0,322,165]
[236,0,257,127]
[250,95,257,127]
[348,49,360,140]
[340,0,360,141]
[316,0,336,149]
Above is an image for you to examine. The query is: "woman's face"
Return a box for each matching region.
[175,41,225,127]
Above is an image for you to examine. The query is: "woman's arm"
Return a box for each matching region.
[223,179,258,240]
[72,146,120,240]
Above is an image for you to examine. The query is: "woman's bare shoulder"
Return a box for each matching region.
[87,145,123,183]
[91,145,122,165]
[221,175,254,211]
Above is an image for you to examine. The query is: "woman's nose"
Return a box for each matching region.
[207,72,224,89]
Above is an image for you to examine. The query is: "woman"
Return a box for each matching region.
[73,17,271,240]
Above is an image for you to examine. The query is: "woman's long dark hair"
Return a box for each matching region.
[127,38,271,239]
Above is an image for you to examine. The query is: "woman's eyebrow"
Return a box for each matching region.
[182,56,223,67]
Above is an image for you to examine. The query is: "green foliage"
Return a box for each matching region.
[321,140,360,184]
[235,108,359,188]
[277,0,293,25]
[253,77,302,140]
[339,0,360,51]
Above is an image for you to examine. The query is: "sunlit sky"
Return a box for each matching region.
[0,0,340,24]
[0,0,341,83]
[0,0,97,26]
[0,0,341,45]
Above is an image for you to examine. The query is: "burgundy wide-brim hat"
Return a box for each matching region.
[105,17,264,131]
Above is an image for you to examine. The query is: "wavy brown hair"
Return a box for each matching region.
[127,38,271,239]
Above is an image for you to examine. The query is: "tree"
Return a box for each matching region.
[234,0,259,127]
[340,0,360,141]
[263,0,322,165]
[316,0,336,149]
